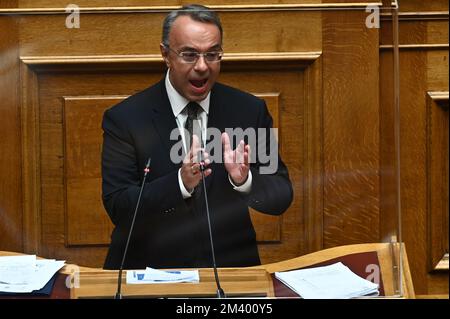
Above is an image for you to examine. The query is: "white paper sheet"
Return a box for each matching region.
[0,255,65,293]
[275,262,379,299]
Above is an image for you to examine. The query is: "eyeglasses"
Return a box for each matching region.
[165,46,223,64]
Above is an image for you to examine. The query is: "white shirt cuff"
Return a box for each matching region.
[228,170,252,194]
[178,168,193,199]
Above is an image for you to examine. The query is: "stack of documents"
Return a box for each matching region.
[127,267,199,284]
[275,262,379,299]
[0,255,65,293]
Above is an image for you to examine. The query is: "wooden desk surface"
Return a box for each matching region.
[1,242,415,298]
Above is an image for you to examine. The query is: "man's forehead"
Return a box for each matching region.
[170,16,221,39]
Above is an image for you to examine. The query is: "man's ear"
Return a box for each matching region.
[160,43,170,68]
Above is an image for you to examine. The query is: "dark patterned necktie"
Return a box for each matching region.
[184,102,202,151]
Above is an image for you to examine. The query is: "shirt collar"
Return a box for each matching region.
[165,69,210,117]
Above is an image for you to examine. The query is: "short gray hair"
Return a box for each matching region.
[162,4,223,47]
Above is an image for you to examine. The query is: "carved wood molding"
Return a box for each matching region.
[20,52,322,72]
[435,253,449,271]
[380,44,449,50]
[303,55,324,252]
[20,63,42,254]
[428,91,450,102]
[381,11,449,20]
[21,52,321,65]
[0,3,384,15]
[426,91,449,272]
[434,253,449,271]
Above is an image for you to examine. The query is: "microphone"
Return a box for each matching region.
[115,157,151,299]
[198,150,225,298]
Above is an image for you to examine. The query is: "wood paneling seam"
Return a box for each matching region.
[0,3,385,15]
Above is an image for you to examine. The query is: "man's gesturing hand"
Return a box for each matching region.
[181,135,211,192]
[222,132,251,186]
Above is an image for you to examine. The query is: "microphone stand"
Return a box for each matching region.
[198,151,225,298]
[115,158,151,299]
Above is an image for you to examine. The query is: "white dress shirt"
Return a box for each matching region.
[164,70,252,198]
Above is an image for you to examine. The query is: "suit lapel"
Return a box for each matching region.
[151,80,180,170]
[207,85,226,140]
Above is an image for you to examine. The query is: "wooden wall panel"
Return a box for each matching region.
[380,8,449,295]
[427,51,449,90]
[408,52,448,297]
[380,1,449,294]
[398,0,448,12]
[399,50,429,294]
[63,97,121,246]
[18,11,321,57]
[0,0,17,8]
[0,15,22,252]
[322,10,380,247]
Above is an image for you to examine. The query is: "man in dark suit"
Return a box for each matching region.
[101,4,293,269]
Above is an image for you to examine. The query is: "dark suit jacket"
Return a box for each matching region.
[101,79,293,269]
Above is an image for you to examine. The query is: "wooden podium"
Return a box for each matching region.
[1,243,415,298]
[69,268,273,299]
